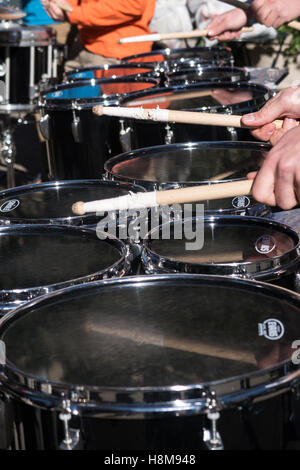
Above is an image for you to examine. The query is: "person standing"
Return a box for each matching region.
[42,0,156,71]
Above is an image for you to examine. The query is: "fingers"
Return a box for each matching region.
[250,127,300,209]
[207,9,247,37]
[246,171,257,180]
[269,118,298,145]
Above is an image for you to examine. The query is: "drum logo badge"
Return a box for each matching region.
[258,318,284,340]
[255,234,276,254]
[0,199,20,212]
[232,196,250,209]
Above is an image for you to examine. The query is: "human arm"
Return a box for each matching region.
[247,126,300,209]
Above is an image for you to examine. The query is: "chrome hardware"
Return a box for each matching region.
[226,126,238,140]
[71,109,83,143]
[203,390,224,450]
[39,114,51,140]
[59,400,81,450]
[164,124,174,144]
[119,119,132,152]
[0,128,16,188]
[0,80,5,104]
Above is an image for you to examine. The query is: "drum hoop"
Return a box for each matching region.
[0,179,146,226]
[0,274,300,416]
[0,224,131,306]
[104,140,271,190]
[142,215,300,280]
[65,63,156,78]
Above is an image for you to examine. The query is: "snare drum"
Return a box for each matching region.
[164,66,250,87]
[64,63,161,85]
[118,82,271,148]
[142,215,300,290]
[0,23,57,113]
[105,141,270,216]
[1,275,300,450]
[0,179,145,227]
[122,46,234,70]
[38,77,159,180]
[0,224,131,313]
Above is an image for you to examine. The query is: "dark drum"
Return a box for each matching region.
[1,275,300,450]
[118,82,271,148]
[0,179,145,227]
[0,23,57,113]
[141,215,300,290]
[38,76,158,180]
[164,66,250,87]
[0,225,131,313]
[122,46,234,69]
[105,141,270,216]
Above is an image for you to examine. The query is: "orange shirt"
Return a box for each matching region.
[67,0,156,59]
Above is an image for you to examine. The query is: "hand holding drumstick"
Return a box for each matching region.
[241,87,300,210]
[42,0,72,22]
[92,86,300,210]
[207,0,300,40]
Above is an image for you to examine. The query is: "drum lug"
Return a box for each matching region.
[59,399,82,450]
[203,390,224,451]
[39,114,51,140]
[164,124,174,145]
[0,63,6,77]
[119,119,132,152]
[226,126,238,141]
[71,113,83,144]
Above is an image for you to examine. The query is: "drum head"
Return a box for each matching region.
[0,180,145,225]
[0,226,126,292]
[143,216,299,278]
[1,275,300,395]
[120,82,270,114]
[105,141,269,188]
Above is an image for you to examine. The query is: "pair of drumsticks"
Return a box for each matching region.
[72,105,291,216]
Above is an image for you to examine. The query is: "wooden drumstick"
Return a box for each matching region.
[119,27,253,44]
[72,179,253,215]
[92,104,290,130]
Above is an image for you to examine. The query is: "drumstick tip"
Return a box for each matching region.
[93,105,104,116]
[72,201,85,215]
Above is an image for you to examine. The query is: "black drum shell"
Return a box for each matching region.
[1,275,300,449]
[39,77,159,180]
